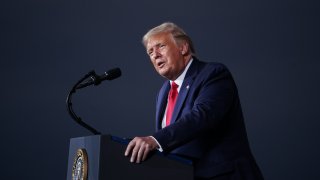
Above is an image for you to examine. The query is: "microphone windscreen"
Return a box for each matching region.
[105,68,121,80]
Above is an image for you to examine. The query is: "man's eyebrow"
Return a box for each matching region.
[147,43,161,53]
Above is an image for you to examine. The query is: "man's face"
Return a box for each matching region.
[146,33,187,80]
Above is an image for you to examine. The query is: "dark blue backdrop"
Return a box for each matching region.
[1,0,319,179]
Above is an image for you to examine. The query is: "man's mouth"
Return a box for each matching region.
[157,61,165,68]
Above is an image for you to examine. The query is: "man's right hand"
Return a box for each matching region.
[124,136,158,163]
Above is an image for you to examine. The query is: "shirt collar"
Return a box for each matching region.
[170,58,193,92]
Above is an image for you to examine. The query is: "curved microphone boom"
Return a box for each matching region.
[66,67,122,135]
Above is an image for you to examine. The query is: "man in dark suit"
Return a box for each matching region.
[125,22,264,180]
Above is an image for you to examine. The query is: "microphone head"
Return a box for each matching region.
[105,68,121,80]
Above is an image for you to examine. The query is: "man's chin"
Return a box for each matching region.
[161,74,173,80]
[157,68,172,79]
[158,72,170,79]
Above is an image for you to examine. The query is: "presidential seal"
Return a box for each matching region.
[72,148,88,180]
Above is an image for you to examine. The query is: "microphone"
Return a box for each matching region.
[76,68,121,89]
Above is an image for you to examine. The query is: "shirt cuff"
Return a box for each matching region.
[149,136,163,152]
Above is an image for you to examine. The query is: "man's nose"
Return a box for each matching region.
[152,49,161,59]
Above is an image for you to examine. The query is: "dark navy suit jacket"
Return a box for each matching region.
[152,59,264,179]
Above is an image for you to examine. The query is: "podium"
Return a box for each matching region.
[66,135,193,180]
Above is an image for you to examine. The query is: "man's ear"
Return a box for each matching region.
[180,42,189,55]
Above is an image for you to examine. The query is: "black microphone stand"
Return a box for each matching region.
[66,71,101,135]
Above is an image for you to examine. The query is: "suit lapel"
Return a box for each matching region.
[156,81,170,130]
[170,60,199,125]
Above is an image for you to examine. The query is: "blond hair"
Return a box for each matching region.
[142,22,196,55]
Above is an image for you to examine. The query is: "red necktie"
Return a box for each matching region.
[166,82,179,126]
